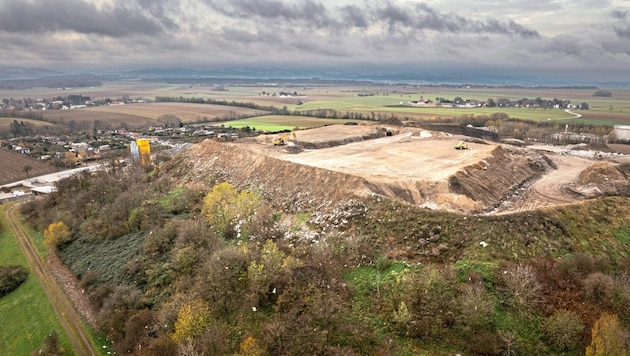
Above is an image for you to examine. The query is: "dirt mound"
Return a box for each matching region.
[568,162,630,197]
[166,139,373,213]
[447,146,555,212]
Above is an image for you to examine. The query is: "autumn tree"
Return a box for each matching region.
[172,299,211,344]
[202,182,260,238]
[43,221,71,249]
[586,312,627,356]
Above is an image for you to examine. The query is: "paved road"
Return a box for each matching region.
[5,203,99,355]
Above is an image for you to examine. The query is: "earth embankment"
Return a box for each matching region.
[168,125,571,214]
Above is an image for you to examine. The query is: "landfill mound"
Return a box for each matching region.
[166,124,593,214]
[568,162,630,197]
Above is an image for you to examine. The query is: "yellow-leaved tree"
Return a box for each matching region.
[585,312,627,356]
[171,299,210,344]
[202,182,260,238]
[43,221,71,249]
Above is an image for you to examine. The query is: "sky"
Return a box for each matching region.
[0,0,629,81]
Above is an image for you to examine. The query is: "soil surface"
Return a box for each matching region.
[171,123,630,215]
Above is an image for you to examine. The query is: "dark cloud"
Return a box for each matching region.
[341,5,370,28]
[0,0,174,37]
[205,0,336,29]
[614,25,630,38]
[611,9,628,19]
[204,0,539,38]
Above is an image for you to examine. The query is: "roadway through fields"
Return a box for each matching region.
[5,202,99,356]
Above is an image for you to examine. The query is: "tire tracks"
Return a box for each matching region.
[5,202,99,356]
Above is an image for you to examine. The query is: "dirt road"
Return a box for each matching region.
[5,203,99,356]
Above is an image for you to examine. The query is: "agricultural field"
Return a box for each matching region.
[0,118,54,130]
[219,115,369,132]
[43,102,265,129]
[2,81,629,132]
[0,150,58,186]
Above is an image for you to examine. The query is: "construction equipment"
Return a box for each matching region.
[454,141,468,150]
[273,132,297,146]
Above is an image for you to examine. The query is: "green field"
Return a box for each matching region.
[0,204,74,355]
[2,81,630,128]
[218,115,369,132]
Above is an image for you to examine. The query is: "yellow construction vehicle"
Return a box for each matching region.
[454,141,468,150]
[273,132,297,146]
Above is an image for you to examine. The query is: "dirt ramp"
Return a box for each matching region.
[447,146,555,211]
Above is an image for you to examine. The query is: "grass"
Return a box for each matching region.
[219,115,369,131]
[0,203,74,355]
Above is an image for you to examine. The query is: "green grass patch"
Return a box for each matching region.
[158,186,185,208]
[0,203,75,355]
[454,259,498,284]
[614,226,630,245]
[219,115,369,131]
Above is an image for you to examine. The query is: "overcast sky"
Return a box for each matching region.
[0,0,629,80]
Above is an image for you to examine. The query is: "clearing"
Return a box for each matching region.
[170,123,629,215]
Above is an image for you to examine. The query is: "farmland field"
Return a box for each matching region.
[43,102,267,129]
[0,118,55,130]
[1,81,629,128]
[219,115,370,132]
[0,150,58,186]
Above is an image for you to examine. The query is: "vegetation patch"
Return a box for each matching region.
[0,265,28,297]
[58,232,146,287]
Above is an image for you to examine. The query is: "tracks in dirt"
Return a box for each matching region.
[5,202,98,356]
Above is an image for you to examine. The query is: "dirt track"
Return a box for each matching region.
[5,203,98,355]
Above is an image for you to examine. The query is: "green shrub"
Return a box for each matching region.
[542,309,584,351]
[0,264,28,297]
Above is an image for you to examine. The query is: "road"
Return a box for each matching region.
[5,203,99,355]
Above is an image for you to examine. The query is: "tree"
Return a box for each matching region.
[43,221,71,249]
[543,309,584,351]
[172,299,210,343]
[202,182,260,238]
[23,165,32,178]
[585,312,627,356]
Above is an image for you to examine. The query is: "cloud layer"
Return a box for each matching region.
[0,0,628,78]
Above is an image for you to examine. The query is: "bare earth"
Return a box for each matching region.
[203,124,628,214]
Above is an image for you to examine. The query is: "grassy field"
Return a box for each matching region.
[1,81,629,128]
[0,203,74,355]
[219,115,370,131]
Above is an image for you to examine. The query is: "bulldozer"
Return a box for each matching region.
[454,141,468,150]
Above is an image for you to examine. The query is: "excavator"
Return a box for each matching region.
[273,132,297,146]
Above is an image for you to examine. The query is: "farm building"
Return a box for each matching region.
[614,125,630,141]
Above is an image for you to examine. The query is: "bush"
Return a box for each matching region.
[583,272,615,306]
[542,309,585,351]
[0,265,28,297]
[501,263,542,311]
